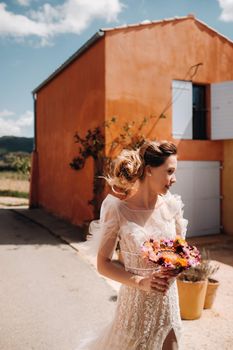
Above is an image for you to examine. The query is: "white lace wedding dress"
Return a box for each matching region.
[78,192,188,350]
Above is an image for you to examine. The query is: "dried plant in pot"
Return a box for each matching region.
[177,249,220,318]
[195,248,220,309]
[203,261,220,309]
[179,258,214,282]
[177,259,210,320]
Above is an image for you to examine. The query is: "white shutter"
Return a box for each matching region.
[211,81,233,140]
[172,80,192,139]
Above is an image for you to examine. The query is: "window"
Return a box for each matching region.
[173,79,233,140]
[192,84,207,140]
[172,80,207,140]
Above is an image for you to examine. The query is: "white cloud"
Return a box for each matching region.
[218,0,233,22]
[0,110,33,137]
[16,0,31,6]
[0,0,124,45]
[0,109,15,117]
[0,3,49,37]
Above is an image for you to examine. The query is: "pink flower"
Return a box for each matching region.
[141,237,200,272]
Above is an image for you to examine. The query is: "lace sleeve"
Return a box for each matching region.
[86,194,120,258]
[173,195,188,238]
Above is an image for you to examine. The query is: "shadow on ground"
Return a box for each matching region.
[1,207,233,268]
[0,208,84,246]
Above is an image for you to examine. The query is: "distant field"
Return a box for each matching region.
[0,171,29,198]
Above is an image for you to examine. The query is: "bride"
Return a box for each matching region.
[78,140,188,350]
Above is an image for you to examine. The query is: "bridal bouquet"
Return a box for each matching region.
[141,236,200,273]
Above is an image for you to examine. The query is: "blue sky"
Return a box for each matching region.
[0,0,233,137]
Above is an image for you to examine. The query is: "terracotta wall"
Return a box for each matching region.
[222,141,233,234]
[34,39,105,225]
[32,17,233,228]
[104,17,233,233]
[104,17,233,160]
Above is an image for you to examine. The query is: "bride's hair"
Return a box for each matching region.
[105,140,177,195]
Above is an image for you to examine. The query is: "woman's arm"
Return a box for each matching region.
[97,241,170,293]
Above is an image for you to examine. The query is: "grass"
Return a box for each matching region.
[0,190,29,198]
[0,171,29,198]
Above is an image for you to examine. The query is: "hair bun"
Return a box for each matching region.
[104,149,143,195]
[117,149,142,180]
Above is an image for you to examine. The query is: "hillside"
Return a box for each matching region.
[0,136,34,154]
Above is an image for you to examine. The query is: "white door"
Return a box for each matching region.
[171,161,221,237]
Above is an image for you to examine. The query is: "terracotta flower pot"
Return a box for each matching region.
[204,278,219,309]
[177,279,208,320]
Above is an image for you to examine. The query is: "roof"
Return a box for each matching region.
[101,14,233,44]
[32,15,233,94]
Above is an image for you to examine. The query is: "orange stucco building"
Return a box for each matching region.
[31,15,233,237]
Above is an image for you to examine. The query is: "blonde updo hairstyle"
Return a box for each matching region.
[106,140,177,195]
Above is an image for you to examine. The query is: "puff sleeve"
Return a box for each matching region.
[161,192,188,238]
[173,195,188,238]
[86,194,120,259]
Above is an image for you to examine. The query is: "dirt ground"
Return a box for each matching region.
[0,178,29,193]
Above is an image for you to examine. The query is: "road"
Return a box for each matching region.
[0,209,117,350]
[1,207,233,350]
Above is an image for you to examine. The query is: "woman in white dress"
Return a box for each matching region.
[79,140,188,350]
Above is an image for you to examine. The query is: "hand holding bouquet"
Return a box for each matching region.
[141,236,200,276]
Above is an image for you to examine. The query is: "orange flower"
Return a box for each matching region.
[161,252,179,264]
[176,257,188,267]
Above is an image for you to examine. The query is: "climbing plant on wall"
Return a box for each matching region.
[69,126,105,218]
[70,114,164,218]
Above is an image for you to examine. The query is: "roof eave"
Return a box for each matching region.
[101,15,233,46]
